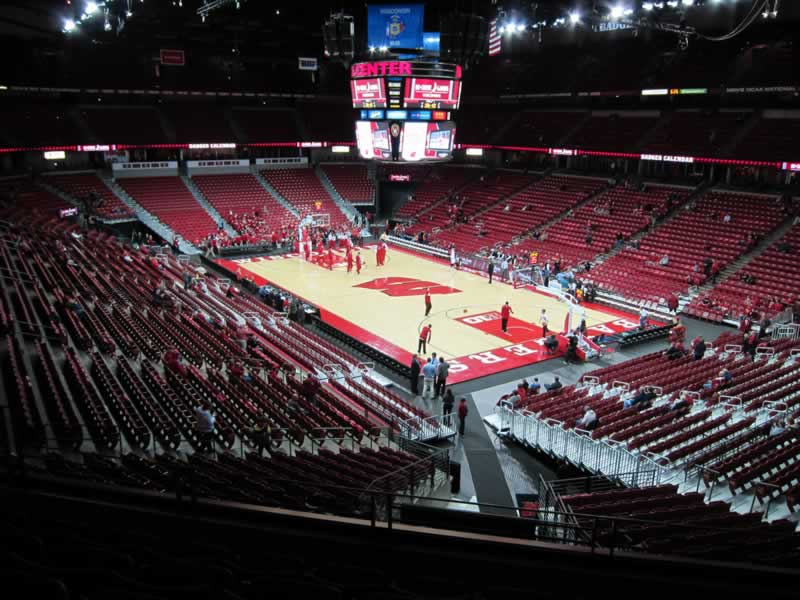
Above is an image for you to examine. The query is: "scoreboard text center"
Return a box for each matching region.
[351,60,462,162]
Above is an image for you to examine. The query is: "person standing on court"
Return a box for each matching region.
[539,308,549,337]
[422,358,437,399]
[501,301,513,333]
[435,359,449,398]
[410,354,421,396]
[356,251,363,274]
[418,323,432,354]
[457,398,469,436]
[424,288,432,317]
[487,259,495,284]
[346,247,354,273]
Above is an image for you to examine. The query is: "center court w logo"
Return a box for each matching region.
[354,277,461,297]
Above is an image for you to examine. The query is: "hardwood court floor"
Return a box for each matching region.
[219,245,645,384]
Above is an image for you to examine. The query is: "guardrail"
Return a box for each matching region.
[399,413,457,443]
[11,461,795,569]
[494,405,668,486]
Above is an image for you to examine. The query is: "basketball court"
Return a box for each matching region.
[217,245,651,384]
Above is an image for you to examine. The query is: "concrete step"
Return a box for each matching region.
[181,175,237,236]
[314,166,359,222]
[251,168,301,218]
[694,212,797,296]
[98,171,200,255]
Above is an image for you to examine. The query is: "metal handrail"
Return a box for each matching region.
[13,463,795,553]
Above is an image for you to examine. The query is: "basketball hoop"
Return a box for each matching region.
[513,266,542,289]
[310,213,331,228]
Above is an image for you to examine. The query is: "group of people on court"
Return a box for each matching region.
[304,238,389,275]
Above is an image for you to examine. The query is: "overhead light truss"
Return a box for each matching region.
[197,0,242,22]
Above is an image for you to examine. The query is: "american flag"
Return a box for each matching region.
[488,18,501,56]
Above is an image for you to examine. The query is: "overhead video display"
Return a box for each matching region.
[403,78,461,109]
[350,78,387,108]
[356,120,455,162]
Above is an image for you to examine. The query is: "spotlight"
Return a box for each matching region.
[667,0,678,6]
[379,45,388,52]
[86,1,99,14]
[681,0,694,6]
[515,22,526,32]
[569,11,581,24]
[126,10,132,17]
[499,25,506,33]
[63,18,77,32]
[610,5,624,19]
[368,45,375,53]
[642,2,654,10]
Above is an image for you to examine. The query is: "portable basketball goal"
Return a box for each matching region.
[310,213,331,228]
[514,266,586,334]
[298,213,331,257]
[513,265,544,289]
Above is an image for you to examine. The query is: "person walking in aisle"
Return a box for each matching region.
[418,323,432,354]
[457,398,469,436]
[442,389,455,426]
[501,301,513,333]
[410,354,421,396]
[424,288,432,317]
[435,359,449,398]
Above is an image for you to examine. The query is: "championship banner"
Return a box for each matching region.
[367,4,425,49]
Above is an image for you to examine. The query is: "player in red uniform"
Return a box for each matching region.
[376,243,385,267]
[424,289,432,316]
[501,301,513,333]
[346,248,354,273]
[356,252,362,274]
[327,248,334,271]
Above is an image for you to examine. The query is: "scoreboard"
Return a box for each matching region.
[403,78,461,110]
[350,78,387,109]
[350,60,462,162]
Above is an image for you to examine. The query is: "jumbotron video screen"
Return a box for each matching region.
[351,60,461,162]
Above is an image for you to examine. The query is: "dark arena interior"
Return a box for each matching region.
[1,0,800,597]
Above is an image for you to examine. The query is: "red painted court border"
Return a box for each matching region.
[214,253,657,386]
